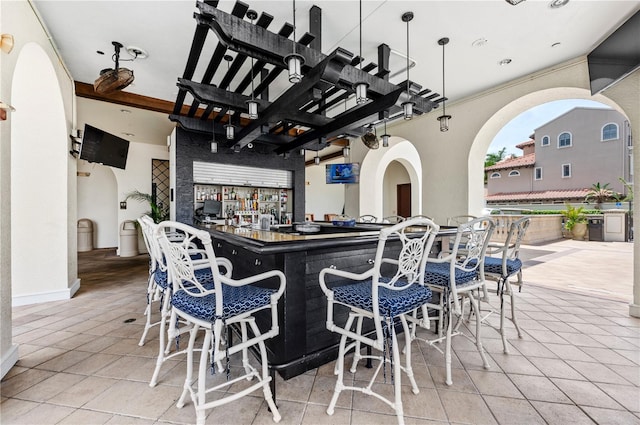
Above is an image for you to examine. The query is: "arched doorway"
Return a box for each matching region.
[359,138,422,218]
[11,42,76,305]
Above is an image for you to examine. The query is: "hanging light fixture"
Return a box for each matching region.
[401,12,415,120]
[437,37,452,132]
[343,142,350,157]
[246,10,259,119]
[225,110,235,140]
[284,0,304,83]
[381,119,390,147]
[354,0,368,104]
[314,151,320,165]
[210,119,218,153]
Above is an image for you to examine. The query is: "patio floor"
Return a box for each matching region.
[1,240,638,424]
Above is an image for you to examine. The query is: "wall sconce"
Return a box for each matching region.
[119,201,127,210]
[0,101,16,121]
[1,34,14,54]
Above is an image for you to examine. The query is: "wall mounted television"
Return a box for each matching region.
[326,163,360,184]
[80,124,130,170]
[587,10,640,95]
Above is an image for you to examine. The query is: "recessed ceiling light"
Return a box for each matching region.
[551,42,561,48]
[499,58,512,66]
[549,0,569,8]
[122,132,135,137]
[472,38,488,48]
[126,46,148,59]
[120,109,131,114]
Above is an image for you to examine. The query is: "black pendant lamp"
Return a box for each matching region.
[246,10,259,119]
[437,37,452,132]
[401,12,414,120]
[354,0,368,104]
[284,0,304,83]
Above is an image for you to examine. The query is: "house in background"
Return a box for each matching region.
[486,107,633,206]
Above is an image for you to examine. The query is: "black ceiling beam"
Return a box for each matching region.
[214,106,229,123]
[195,2,433,111]
[275,87,405,154]
[231,47,352,149]
[377,43,390,81]
[201,103,216,120]
[172,23,209,115]
[309,5,322,52]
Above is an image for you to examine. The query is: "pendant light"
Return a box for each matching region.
[284,0,304,83]
[225,110,235,140]
[314,151,320,165]
[343,142,350,158]
[437,37,452,132]
[210,119,218,153]
[401,12,414,120]
[354,0,368,104]
[381,118,390,147]
[246,10,259,119]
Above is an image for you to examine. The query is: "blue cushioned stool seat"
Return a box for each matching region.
[154,267,214,290]
[332,279,432,318]
[424,262,477,287]
[484,257,522,277]
[172,284,276,321]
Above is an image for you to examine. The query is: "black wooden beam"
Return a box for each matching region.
[309,5,322,52]
[377,44,390,81]
[172,23,209,115]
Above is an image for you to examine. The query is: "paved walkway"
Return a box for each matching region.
[519,238,634,303]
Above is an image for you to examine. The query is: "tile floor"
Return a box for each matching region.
[1,247,639,424]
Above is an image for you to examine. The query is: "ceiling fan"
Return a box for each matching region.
[93,41,135,94]
[361,125,379,149]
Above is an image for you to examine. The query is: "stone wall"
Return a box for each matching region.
[490,214,563,245]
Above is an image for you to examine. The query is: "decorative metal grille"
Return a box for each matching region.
[152,159,170,211]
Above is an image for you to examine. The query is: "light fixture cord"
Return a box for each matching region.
[359,0,363,71]
[292,0,297,55]
[442,41,446,116]
[406,17,410,96]
[250,15,255,100]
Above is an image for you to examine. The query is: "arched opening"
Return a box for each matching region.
[469,87,629,214]
[11,42,74,305]
[359,138,422,218]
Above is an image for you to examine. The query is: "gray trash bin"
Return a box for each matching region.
[77,219,93,252]
[119,220,139,257]
[588,217,604,241]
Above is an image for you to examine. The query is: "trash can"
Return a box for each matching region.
[588,217,604,241]
[119,220,139,257]
[77,219,93,252]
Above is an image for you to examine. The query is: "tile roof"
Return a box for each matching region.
[515,139,535,149]
[485,153,535,171]
[486,188,591,202]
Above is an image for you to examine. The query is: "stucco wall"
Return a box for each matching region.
[305,156,346,220]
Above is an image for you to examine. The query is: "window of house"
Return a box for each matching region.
[558,132,572,148]
[562,163,571,178]
[534,167,542,180]
[541,136,550,146]
[490,172,501,179]
[508,170,520,177]
[602,123,618,141]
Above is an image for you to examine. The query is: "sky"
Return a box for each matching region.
[488,99,612,157]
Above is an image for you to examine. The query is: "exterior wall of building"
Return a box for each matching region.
[487,166,534,195]
[533,108,628,193]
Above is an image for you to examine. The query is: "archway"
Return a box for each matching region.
[11,42,75,305]
[359,138,422,218]
[468,87,628,214]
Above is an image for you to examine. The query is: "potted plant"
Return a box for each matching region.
[585,182,618,210]
[125,190,169,224]
[561,204,587,240]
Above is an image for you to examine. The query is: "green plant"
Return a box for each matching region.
[585,182,618,209]
[560,204,587,231]
[124,190,169,224]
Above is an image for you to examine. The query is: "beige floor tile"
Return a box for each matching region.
[74,335,121,353]
[1,365,28,381]
[484,395,546,424]
[16,346,68,369]
[47,376,118,408]
[555,332,607,348]
[34,349,93,372]
[270,372,315,403]
[508,374,572,404]
[582,406,640,425]
[467,369,523,398]
[551,378,624,410]
[301,403,351,425]
[613,349,640,366]
[0,368,56,397]
[4,401,76,424]
[543,342,596,362]
[402,387,448,422]
[566,360,631,385]
[351,381,400,416]
[530,401,596,425]
[429,366,478,392]
[454,349,499,372]
[252,399,306,425]
[14,372,86,402]
[607,364,640,386]
[526,329,569,344]
[508,340,557,358]
[0,398,41,422]
[595,382,640,412]
[489,352,544,376]
[103,414,157,425]
[348,409,399,425]
[93,355,166,382]
[528,357,586,380]
[56,408,114,424]
[438,389,497,425]
[83,380,179,419]
[62,352,122,375]
[308,375,352,409]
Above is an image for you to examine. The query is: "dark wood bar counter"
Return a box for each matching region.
[197,222,453,380]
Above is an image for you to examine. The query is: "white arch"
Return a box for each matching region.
[468,87,628,214]
[359,138,422,218]
[11,42,75,305]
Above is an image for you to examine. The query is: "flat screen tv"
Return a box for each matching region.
[203,200,222,217]
[587,10,640,95]
[326,163,360,184]
[80,124,130,169]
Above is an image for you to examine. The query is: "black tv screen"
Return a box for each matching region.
[588,10,640,95]
[326,163,360,184]
[80,124,130,169]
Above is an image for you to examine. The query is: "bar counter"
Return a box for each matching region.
[196,221,453,380]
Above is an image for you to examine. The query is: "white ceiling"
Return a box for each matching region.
[32,0,640,150]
